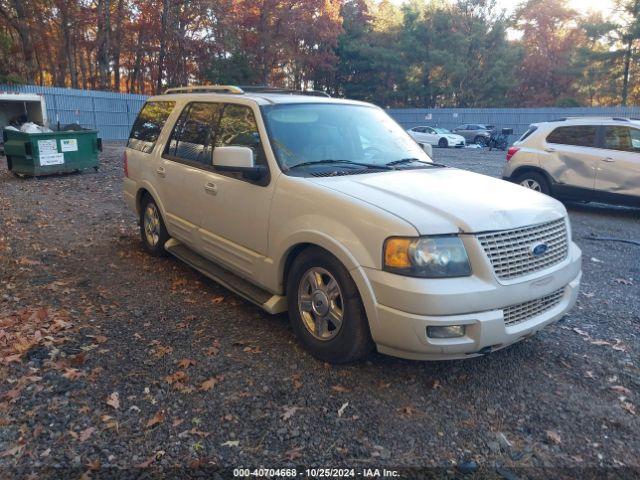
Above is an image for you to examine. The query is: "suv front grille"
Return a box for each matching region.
[476,218,568,280]
[503,288,565,327]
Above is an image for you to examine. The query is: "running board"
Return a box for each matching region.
[165,239,287,314]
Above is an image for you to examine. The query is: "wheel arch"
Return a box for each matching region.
[510,165,555,187]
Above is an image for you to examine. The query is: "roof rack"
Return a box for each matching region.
[164,85,244,95]
[163,84,330,97]
[238,86,331,97]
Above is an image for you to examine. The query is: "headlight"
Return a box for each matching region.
[384,236,472,278]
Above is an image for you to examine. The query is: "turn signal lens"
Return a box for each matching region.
[383,236,472,278]
[384,238,412,269]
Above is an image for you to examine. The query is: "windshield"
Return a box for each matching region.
[433,128,451,134]
[261,103,431,170]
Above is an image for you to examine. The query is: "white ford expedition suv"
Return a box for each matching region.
[123,85,582,363]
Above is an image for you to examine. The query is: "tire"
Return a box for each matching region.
[438,137,448,148]
[514,171,550,195]
[286,247,374,363]
[474,135,487,147]
[140,194,169,256]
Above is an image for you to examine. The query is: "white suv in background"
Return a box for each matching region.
[123,85,582,363]
[503,117,640,206]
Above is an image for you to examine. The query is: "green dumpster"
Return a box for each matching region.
[4,129,102,177]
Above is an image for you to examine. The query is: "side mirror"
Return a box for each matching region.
[213,146,266,181]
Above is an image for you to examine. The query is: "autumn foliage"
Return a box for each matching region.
[0,0,637,107]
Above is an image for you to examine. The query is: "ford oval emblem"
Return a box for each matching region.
[531,243,549,256]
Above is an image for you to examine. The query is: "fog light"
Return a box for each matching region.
[427,325,465,338]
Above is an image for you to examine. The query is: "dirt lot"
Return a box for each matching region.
[1,143,639,478]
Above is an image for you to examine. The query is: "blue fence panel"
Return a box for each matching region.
[0,84,149,140]
[1,84,638,141]
[387,106,640,140]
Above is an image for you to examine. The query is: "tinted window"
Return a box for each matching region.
[604,126,640,152]
[413,127,425,133]
[519,126,538,142]
[216,104,267,166]
[425,127,435,134]
[165,103,222,164]
[128,101,175,153]
[546,126,597,147]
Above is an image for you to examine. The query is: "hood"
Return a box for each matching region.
[310,168,566,235]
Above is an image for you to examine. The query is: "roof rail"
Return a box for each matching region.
[163,84,331,98]
[164,85,244,95]
[239,86,331,98]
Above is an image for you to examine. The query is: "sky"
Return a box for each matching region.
[495,0,616,17]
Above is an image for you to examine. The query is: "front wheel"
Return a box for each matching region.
[287,248,374,363]
[140,195,169,256]
[514,171,550,195]
[438,138,448,148]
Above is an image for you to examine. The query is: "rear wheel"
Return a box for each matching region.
[474,135,487,147]
[514,171,550,195]
[438,137,448,148]
[140,195,169,256]
[287,248,374,363]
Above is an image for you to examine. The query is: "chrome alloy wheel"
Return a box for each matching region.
[298,267,344,341]
[520,178,542,191]
[143,203,161,247]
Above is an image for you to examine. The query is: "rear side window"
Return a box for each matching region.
[128,101,175,153]
[519,126,538,142]
[546,126,597,147]
[604,126,640,152]
[165,103,223,164]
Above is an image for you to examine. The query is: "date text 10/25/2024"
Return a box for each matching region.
[233,468,400,478]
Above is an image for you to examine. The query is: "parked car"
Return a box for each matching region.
[123,85,582,363]
[453,124,493,145]
[407,126,465,148]
[503,117,640,206]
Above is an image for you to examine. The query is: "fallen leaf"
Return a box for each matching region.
[546,430,561,444]
[136,450,165,468]
[221,440,239,447]
[610,385,632,396]
[164,371,187,385]
[79,427,96,442]
[200,375,223,391]
[212,296,225,304]
[614,278,633,285]
[63,368,85,380]
[572,328,589,337]
[106,392,120,410]
[612,340,627,352]
[331,385,350,393]
[283,447,303,461]
[146,411,165,428]
[622,402,636,415]
[432,379,442,389]
[337,402,349,418]
[176,358,196,369]
[0,444,24,457]
[282,406,299,421]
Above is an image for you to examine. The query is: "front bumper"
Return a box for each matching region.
[361,242,582,361]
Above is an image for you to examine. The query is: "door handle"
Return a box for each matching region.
[156,167,166,177]
[204,182,218,195]
[602,157,615,163]
[544,147,556,153]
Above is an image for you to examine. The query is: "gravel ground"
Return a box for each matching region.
[0,143,638,479]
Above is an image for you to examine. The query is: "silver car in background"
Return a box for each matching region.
[453,124,493,146]
[503,117,640,206]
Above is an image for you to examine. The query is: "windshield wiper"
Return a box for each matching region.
[289,159,393,170]
[385,158,446,168]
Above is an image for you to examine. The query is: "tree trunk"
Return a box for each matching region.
[157,0,171,93]
[113,0,125,91]
[96,0,112,89]
[621,38,633,106]
[0,0,38,82]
